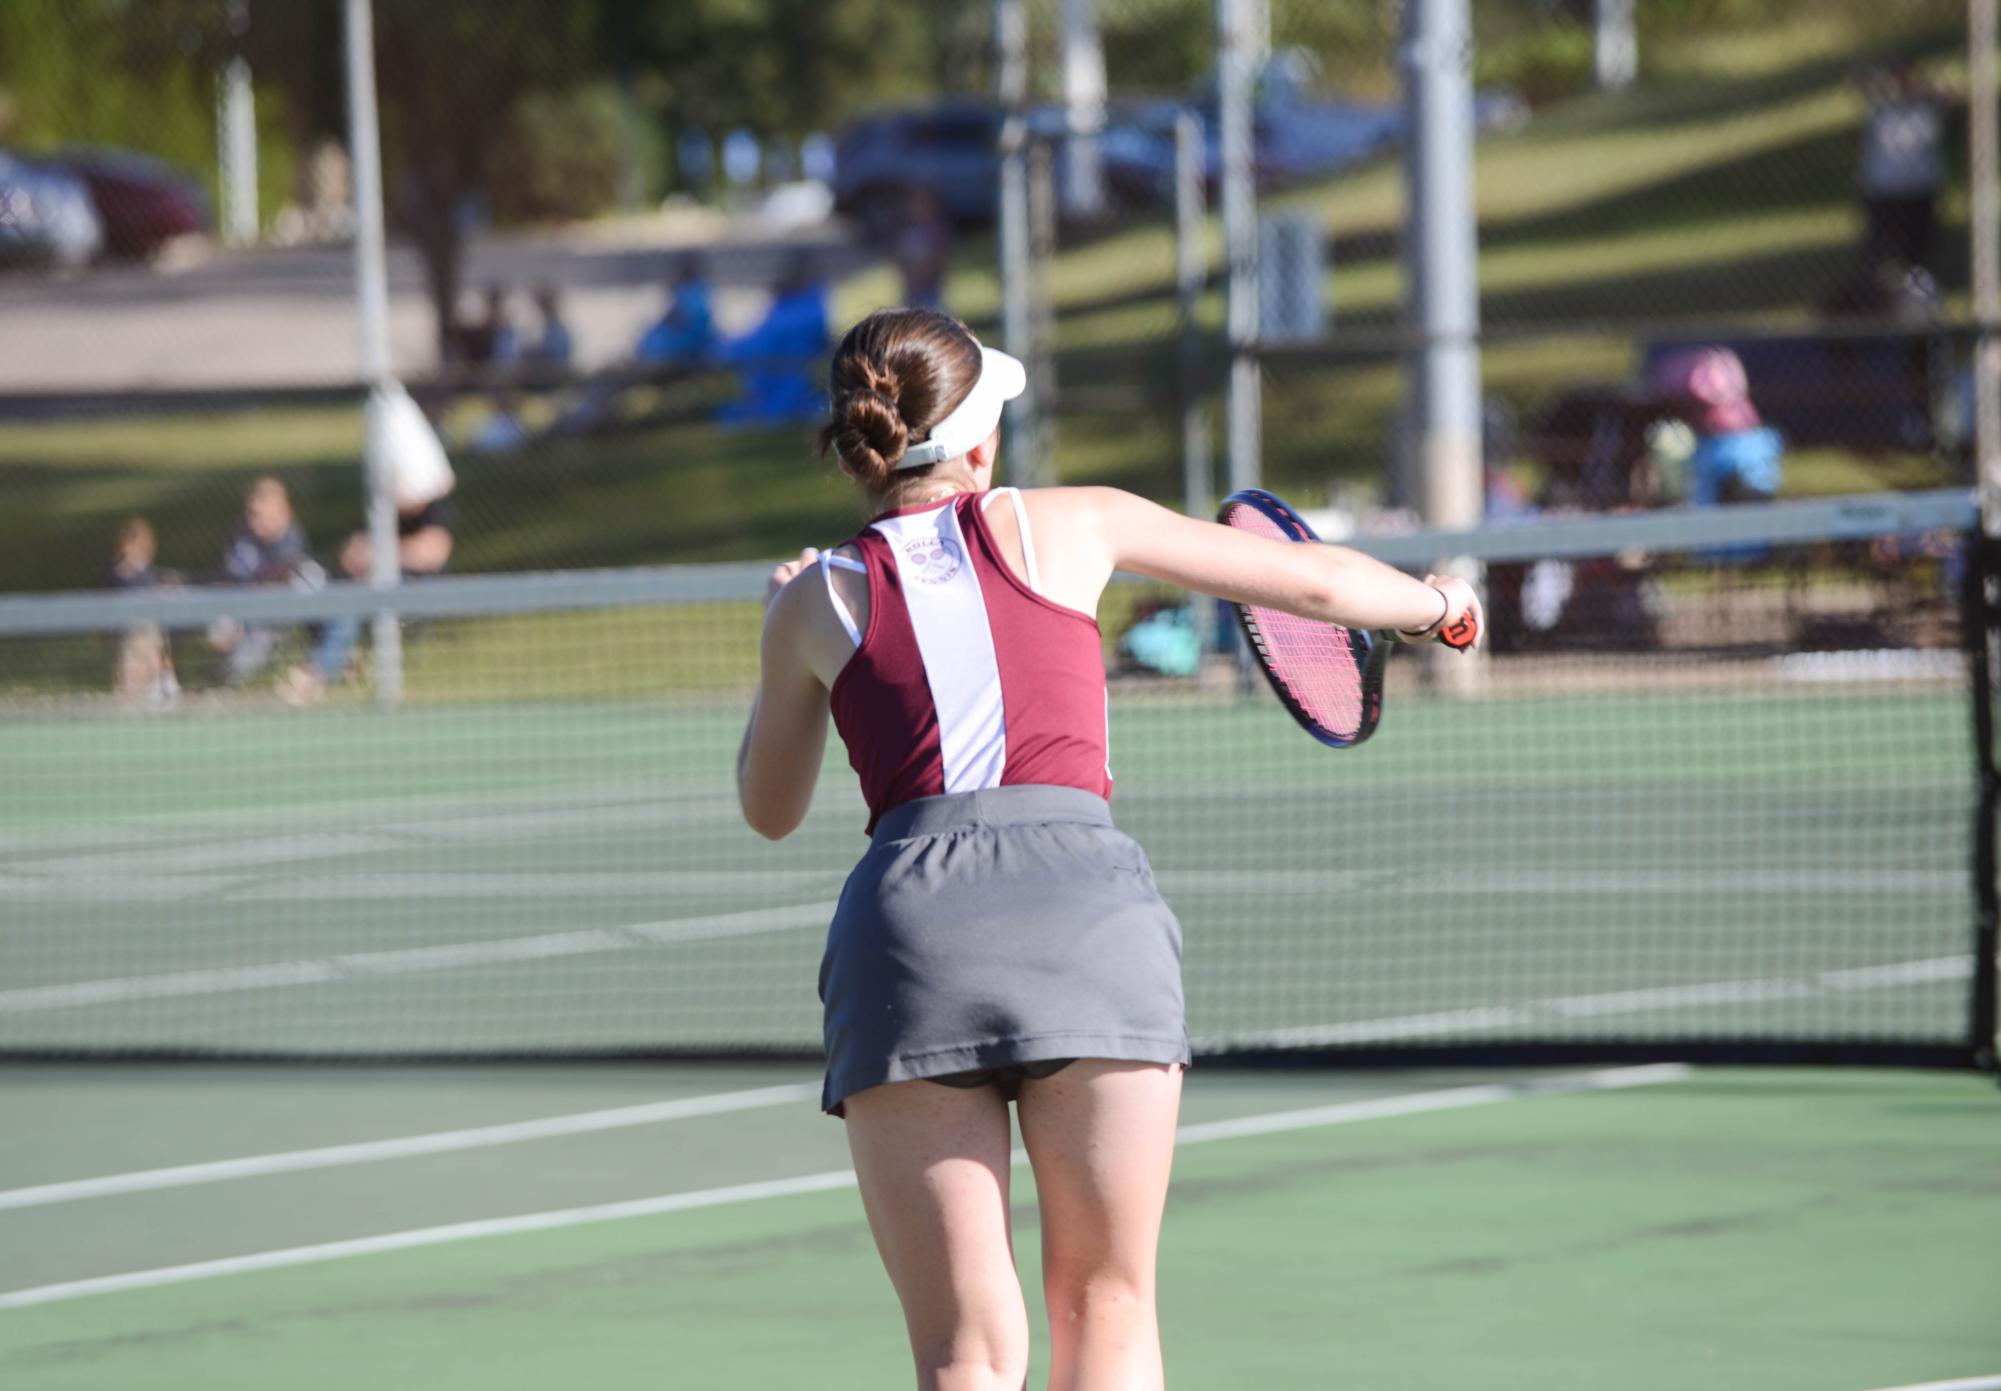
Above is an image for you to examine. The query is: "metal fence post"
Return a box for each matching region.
[995,0,1043,490]
[1973,0,2001,536]
[1403,0,1484,689]
[1595,0,1637,91]
[1027,138,1058,483]
[216,1,258,247]
[1175,108,1212,524]
[1060,0,1106,218]
[1217,0,1261,494]
[343,0,403,704]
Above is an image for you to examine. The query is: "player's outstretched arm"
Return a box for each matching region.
[1074,487,1480,641]
[738,551,832,840]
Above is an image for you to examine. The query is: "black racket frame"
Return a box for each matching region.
[1217,488,1390,749]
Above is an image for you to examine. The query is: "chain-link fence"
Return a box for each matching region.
[997,0,1976,531]
[2,1,1993,1072]
[0,0,904,615]
[0,0,1987,678]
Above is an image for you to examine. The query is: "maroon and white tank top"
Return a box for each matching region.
[821,489,1111,833]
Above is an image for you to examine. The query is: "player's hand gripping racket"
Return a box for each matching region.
[1217,489,1478,748]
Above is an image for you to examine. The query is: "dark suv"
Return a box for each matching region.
[832,103,1004,240]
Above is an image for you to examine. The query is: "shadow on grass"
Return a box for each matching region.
[1519,24,1959,141]
[0,418,866,595]
[1479,242,1856,324]
[1480,126,1863,250]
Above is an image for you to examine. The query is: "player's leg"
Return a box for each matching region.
[844,1079,1029,1391]
[1015,1060,1183,1391]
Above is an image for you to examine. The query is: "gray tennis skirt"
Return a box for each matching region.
[819,785,1189,1115]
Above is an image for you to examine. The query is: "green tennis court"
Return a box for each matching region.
[0,670,1979,1059]
[1,1061,1995,1389]
[2,501,1994,1387]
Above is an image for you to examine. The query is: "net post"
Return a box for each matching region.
[1968,528,2001,1074]
[1972,0,2000,1074]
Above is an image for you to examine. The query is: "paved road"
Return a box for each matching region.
[0,215,870,393]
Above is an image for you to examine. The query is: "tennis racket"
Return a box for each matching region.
[1217,488,1477,748]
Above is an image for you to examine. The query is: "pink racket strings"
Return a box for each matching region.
[1220,500,1368,740]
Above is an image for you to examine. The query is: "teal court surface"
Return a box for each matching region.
[2,626,1995,1387]
[0,1062,1996,1389]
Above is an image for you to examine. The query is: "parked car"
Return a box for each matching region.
[56,149,211,260]
[832,54,1527,233]
[0,152,104,270]
[1101,60,1528,204]
[832,101,1004,239]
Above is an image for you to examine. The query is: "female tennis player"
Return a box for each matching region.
[739,307,1479,1391]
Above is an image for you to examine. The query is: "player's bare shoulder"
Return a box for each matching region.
[1017,485,1135,552]
[765,546,865,686]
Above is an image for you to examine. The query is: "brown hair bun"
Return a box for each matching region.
[820,308,983,490]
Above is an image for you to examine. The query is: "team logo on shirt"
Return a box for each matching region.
[901,536,963,585]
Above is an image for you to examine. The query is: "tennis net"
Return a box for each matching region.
[0,489,1993,1068]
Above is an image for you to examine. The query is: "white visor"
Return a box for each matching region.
[895,346,1026,470]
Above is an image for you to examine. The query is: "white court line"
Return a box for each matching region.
[0,902,838,1014]
[0,798,748,879]
[0,1083,820,1211]
[0,1064,1689,1310]
[1863,1378,2001,1391]
[2,866,1962,902]
[0,787,744,863]
[0,864,1960,908]
[1160,868,1962,895]
[1202,955,1974,1050]
[0,871,844,905]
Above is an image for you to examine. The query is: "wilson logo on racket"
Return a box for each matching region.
[1439,612,1480,650]
[900,536,964,585]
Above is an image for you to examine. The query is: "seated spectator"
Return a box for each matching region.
[468,390,531,454]
[527,283,573,367]
[1118,600,1202,677]
[717,250,829,425]
[455,282,521,370]
[1648,347,1784,506]
[1481,397,1537,524]
[549,260,717,438]
[635,257,716,366]
[208,477,322,686]
[281,394,456,705]
[107,517,180,707]
[893,189,953,310]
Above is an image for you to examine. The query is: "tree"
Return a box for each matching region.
[367,0,604,362]
[595,0,957,166]
[214,0,607,361]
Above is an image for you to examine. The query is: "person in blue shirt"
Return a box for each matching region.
[1649,347,1783,506]
[717,250,829,425]
[527,283,573,367]
[636,256,716,366]
[551,258,718,437]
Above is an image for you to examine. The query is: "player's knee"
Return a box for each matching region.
[906,1290,1029,1390]
[910,1332,1029,1391]
[1043,1265,1155,1326]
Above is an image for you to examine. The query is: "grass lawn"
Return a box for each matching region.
[0,13,1971,598]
